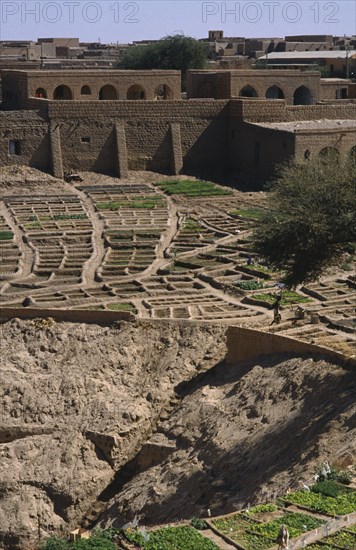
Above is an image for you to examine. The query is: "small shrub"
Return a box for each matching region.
[191,517,208,530]
[312,480,353,498]
[40,537,69,550]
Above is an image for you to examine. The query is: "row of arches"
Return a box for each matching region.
[304,146,356,163]
[239,85,313,105]
[35,83,173,101]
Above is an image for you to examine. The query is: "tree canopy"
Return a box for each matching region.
[119,34,210,71]
[253,157,356,285]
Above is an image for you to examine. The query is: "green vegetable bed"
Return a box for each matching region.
[154,179,232,197]
[126,525,220,549]
[231,532,274,550]
[323,529,356,549]
[212,514,257,534]
[252,291,310,306]
[229,208,266,220]
[249,511,325,539]
[282,489,356,516]
[0,231,14,240]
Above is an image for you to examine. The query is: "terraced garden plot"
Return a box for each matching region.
[246,290,311,308]
[212,507,327,550]
[81,186,169,282]
[281,488,356,516]
[141,290,263,321]
[199,213,255,235]
[301,280,355,302]
[229,207,267,221]
[98,232,158,280]
[321,529,356,548]
[3,195,93,286]
[171,218,220,255]
[0,215,21,281]
[77,184,152,195]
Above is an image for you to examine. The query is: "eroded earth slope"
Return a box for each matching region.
[0,318,354,548]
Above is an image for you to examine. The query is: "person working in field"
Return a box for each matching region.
[277,524,289,549]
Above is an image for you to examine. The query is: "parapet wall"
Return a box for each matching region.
[229,98,356,123]
[226,326,355,367]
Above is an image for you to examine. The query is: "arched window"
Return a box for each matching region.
[127,85,146,100]
[99,85,117,100]
[319,147,339,165]
[35,87,47,99]
[53,85,73,100]
[304,150,311,160]
[81,85,91,95]
[239,85,258,98]
[293,86,313,105]
[155,84,172,100]
[266,86,284,100]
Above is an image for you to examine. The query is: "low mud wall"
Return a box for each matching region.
[0,307,133,324]
[226,326,355,367]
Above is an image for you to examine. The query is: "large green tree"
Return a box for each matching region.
[254,157,356,285]
[120,34,210,72]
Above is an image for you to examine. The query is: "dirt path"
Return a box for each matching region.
[71,184,106,287]
[135,193,179,280]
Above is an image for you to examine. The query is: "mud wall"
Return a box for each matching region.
[0,307,132,324]
[46,100,230,175]
[226,326,356,367]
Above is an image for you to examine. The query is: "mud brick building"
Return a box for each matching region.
[0,68,355,183]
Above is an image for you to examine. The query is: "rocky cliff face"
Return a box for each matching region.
[0,318,226,549]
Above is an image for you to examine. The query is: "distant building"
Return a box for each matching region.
[257,50,356,78]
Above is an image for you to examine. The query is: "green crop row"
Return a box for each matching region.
[229,208,266,220]
[282,489,356,515]
[154,179,233,197]
[126,525,220,549]
[0,231,14,240]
